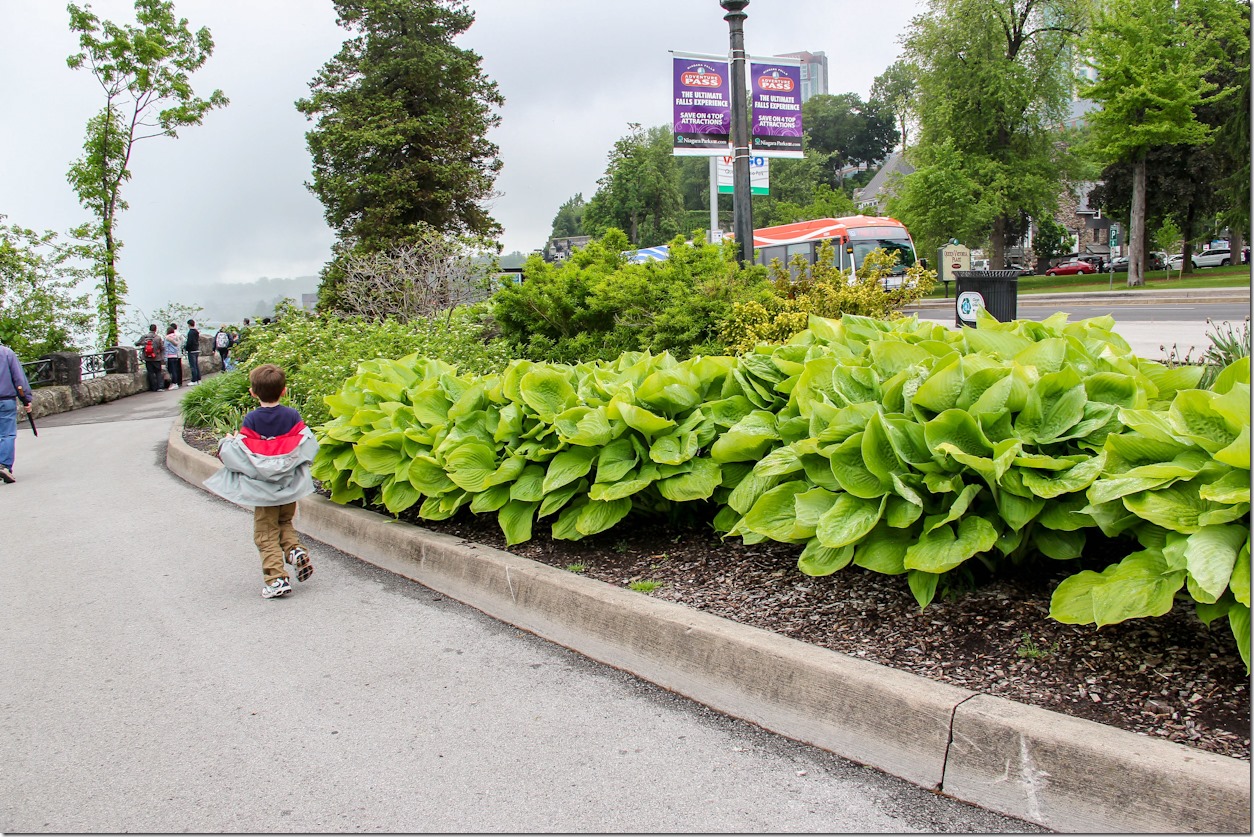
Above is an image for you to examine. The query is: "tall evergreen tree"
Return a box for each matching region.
[297,0,504,252]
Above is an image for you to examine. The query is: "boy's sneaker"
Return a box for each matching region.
[261,578,292,598]
[286,546,314,582]
[0,465,14,484]
[170,383,180,390]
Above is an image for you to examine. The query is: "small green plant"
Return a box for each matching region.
[1198,317,1251,390]
[629,580,662,593]
[565,563,587,573]
[1016,631,1058,660]
[612,540,630,554]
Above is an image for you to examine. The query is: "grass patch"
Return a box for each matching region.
[565,563,587,574]
[629,580,662,593]
[925,264,1251,298]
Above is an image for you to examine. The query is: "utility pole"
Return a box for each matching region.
[720,0,754,266]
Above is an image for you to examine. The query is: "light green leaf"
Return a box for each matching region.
[576,497,632,536]
[612,398,677,438]
[650,430,699,466]
[912,354,965,413]
[1123,480,1222,534]
[1230,604,1250,672]
[907,570,940,609]
[1049,550,1185,627]
[518,367,576,421]
[1032,527,1085,560]
[380,475,423,514]
[510,464,546,502]
[853,525,911,574]
[797,541,855,576]
[710,410,778,462]
[656,458,722,502]
[554,406,613,447]
[816,494,887,549]
[470,483,512,513]
[1019,453,1106,499]
[594,438,638,484]
[904,516,998,574]
[1184,525,1248,601]
[1014,366,1086,444]
[498,499,538,545]
[1232,542,1250,607]
[445,441,498,492]
[743,481,816,543]
[538,477,587,518]
[1199,470,1251,505]
[543,446,598,494]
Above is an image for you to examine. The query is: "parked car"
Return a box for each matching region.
[1167,253,1196,270]
[1106,256,1130,272]
[1009,262,1035,276]
[1168,248,1232,270]
[1045,259,1097,276]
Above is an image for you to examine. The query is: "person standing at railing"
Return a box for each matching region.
[164,323,183,391]
[136,324,166,391]
[185,319,201,386]
[0,339,34,484]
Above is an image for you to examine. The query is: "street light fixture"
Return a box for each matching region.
[719,0,754,266]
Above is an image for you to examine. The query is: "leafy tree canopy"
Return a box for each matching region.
[550,193,587,239]
[0,221,96,358]
[870,60,919,150]
[803,93,899,186]
[66,0,227,349]
[898,0,1085,265]
[583,124,686,247]
[296,0,504,250]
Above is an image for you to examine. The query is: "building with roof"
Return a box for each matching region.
[853,151,915,214]
[774,51,828,102]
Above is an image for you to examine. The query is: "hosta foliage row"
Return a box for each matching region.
[313,310,1251,666]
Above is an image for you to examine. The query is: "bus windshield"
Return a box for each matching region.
[850,235,916,275]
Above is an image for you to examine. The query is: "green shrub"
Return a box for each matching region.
[182,301,511,429]
[491,230,768,363]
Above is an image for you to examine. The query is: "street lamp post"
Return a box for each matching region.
[720,0,754,266]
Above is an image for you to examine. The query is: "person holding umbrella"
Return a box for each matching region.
[0,338,35,484]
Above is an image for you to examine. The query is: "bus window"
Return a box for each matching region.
[758,245,787,268]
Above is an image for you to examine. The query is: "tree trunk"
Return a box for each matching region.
[1230,229,1245,267]
[1128,153,1146,287]
[991,215,1006,269]
[1181,200,1197,277]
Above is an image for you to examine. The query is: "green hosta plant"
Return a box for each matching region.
[313,307,1251,668]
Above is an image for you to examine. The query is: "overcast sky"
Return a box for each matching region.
[0,0,920,317]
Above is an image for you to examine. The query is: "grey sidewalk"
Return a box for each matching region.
[0,393,1036,833]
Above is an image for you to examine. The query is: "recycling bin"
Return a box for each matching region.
[954,269,1019,327]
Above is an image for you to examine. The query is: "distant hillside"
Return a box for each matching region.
[173,275,322,323]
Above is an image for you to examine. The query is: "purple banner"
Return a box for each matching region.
[672,53,731,156]
[750,61,803,158]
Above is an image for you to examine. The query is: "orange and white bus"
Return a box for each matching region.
[752,215,919,286]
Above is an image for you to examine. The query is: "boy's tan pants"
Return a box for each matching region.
[254,502,302,583]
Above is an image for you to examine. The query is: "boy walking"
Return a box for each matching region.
[204,364,320,598]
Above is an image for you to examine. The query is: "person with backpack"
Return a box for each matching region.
[135,324,166,392]
[214,326,232,370]
[185,319,201,386]
[164,323,183,390]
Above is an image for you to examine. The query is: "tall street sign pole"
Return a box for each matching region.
[720,0,754,266]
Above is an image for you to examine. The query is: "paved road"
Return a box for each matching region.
[0,392,1038,833]
[1017,301,1249,323]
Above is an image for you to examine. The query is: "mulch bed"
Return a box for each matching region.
[184,426,1250,761]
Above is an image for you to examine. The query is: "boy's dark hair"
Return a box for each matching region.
[187,319,196,327]
[250,363,286,402]
[149,323,158,332]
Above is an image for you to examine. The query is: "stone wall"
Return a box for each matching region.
[28,336,226,420]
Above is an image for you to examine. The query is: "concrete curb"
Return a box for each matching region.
[910,287,1251,311]
[167,421,1251,833]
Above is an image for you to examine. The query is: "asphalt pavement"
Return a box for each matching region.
[0,388,1039,833]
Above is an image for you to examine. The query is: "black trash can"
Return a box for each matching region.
[954,269,1019,327]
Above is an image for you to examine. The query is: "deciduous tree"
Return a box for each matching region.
[583,125,685,247]
[0,220,96,358]
[898,0,1085,268]
[870,60,919,150]
[66,0,227,348]
[1081,0,1246,285]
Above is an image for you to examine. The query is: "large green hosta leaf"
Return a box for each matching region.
[636,366,702,414]
[445,441,498,492]
[1014,366,1086,444]
[498,499,539,545]
[576,497,633,536]
[797,541,855,576]
[554,406,614,447]
[1122,479,1231,534]
[543,446,597,493]
[815,494,886,548]
[656,458,722,502]
[904,516,998,574]
[1168,389,1243,453]
[518,367,576,421]
[711,411,779,462]
[1183,525,1249,602]
[742,481,818,543]
[1050,550,1185,627]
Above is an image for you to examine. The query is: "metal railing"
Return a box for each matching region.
[21,348,124,388]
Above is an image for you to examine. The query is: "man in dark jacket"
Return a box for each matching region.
[0,339,34,483]
[135,324,166,391]
[185,319,201,386]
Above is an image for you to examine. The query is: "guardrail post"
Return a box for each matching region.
[46,352,82,386]
[111,346,139,374]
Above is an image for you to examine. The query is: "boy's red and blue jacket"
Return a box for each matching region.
[203,405,320,508]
